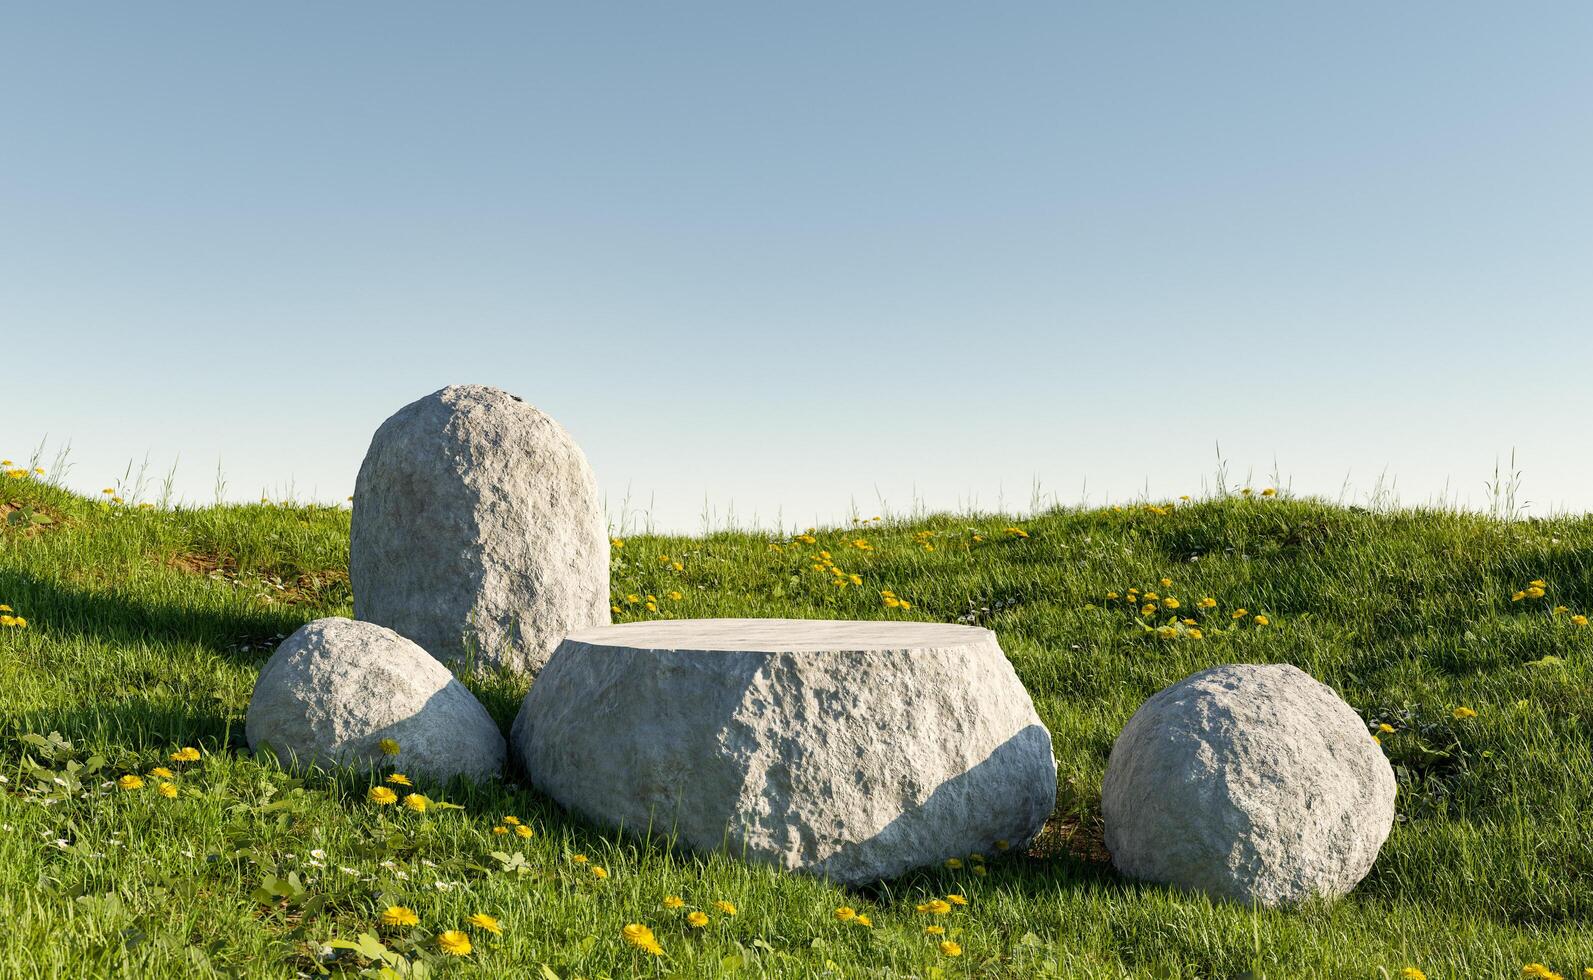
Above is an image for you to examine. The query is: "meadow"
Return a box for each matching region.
[1,463,1591,979]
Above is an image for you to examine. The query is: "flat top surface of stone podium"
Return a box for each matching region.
[563,618,994,653]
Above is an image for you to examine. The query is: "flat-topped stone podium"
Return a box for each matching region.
[511,618,1057,885]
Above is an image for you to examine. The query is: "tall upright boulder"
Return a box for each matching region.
[350,385,609,675]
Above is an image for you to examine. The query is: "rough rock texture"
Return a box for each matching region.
[512,619,1057,885]
[1102,663,1396,906]
[350,384,609,675]
[246,618,506,783]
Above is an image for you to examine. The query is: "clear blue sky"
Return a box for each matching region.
[5,4,1591,530]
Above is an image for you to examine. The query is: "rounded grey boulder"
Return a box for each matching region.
[512,618,1057,885]
[246,617,506,783]
[350,384,609,675]
[1102,663,1396,906]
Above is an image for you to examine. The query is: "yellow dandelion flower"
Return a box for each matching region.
[1140,604,1157,616]
[612,604,623,614]
[1378,723,1395,734]
[610,538,624,548]
[1261,488,1277,497]
[946,894,968,905]
[1253,614,1270,625]
[663,895,685,909]
[503,816,520,825]
[149,766,174,779]
[1526,586,1546,598]
[972,864,986,875]
[170,746,202,762]
[157,782,177,798]
[1522,966,1562,980]
[853,914,872,927]
[570,854,588,864]
[386,773,411,786]
[591,865,609,879]
[437,930,472,956]
[377,739,400,757]
[381,905,419,927]
[468,913,502,935]
[668,590,683,601]
[1512,591,1527,602]
[1160,577,1173,587]
[367,786,398,805]
[117,774,144,791]
[514,824,534,839]
[645,601,657,611]
[1530,579,1547,588]
[945,857,963,869]
[1572,615,1589,627]
[939,940,962,957]
[1143,592,1159,601]
[713,900,737,916]
[924,925,945,935]
[916,899,952,915]
[621,923,663,956]
[402,793,429,812]
[1400,969,1427,980]
[1163,597,1181,609]
[1200,597,1217,608]
[1554,605,1569,614]
[492,825,508,835]
[833,906,856,921]
[686,910,709,928]
[1452,706,1477,720]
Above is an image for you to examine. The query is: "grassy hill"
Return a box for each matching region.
[1,471,1590,978]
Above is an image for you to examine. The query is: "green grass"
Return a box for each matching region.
[2,474,1591,978]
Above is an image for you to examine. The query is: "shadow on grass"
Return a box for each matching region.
[1,697,236,756]
[0,569,321,663]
